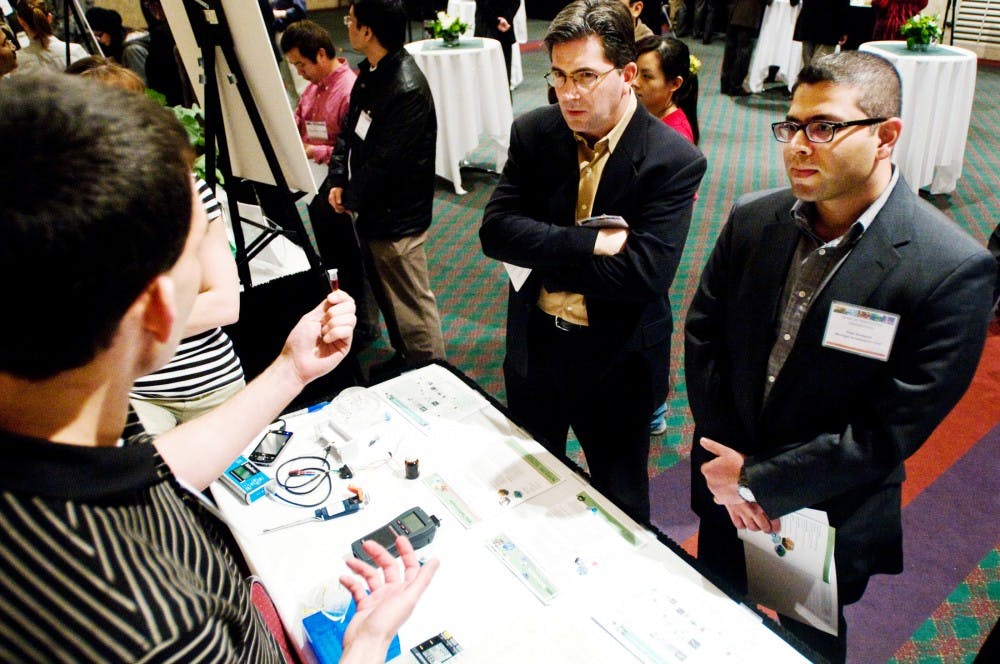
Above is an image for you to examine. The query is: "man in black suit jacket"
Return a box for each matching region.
[481,0,706,522]
[793,0,850,66]
[685,51,996,662]
[475,0,519,82]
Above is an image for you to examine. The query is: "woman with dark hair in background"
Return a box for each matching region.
[633,35,700,144]
[85,6,150,85]
[12,0,88,75]
[633,34,701,435]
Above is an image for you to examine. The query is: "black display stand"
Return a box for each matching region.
[180,0,324,291]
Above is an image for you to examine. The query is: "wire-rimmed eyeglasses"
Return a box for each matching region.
[771,118,888,144]
[544,67,620,91]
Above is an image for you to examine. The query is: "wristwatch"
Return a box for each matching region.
[737,467,756,503]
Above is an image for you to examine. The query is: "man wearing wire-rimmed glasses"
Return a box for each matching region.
[685,50,995,662]
[481,0,706,523]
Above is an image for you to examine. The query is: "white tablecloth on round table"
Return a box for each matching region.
[747,0,803,93]
[860,41,977,195]
[405,38,514,194]
[448,0,527,88]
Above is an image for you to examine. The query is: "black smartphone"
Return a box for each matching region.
[248,430,293,466]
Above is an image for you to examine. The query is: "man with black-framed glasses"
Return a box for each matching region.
[481,0,706,523]
[685,51,995,662]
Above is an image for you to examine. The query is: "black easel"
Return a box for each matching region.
[180,0,324,290]
[942,0,957,46]
[60,0,101,61]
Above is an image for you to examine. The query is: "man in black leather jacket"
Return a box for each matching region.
[327,0,446,370]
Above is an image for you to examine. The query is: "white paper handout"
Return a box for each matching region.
[373,363,489,429]
[739,508,839,636]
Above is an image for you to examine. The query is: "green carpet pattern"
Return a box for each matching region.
[890,546,1000,663]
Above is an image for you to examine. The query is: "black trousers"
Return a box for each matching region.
[504,308,661,522]
[697,508,868,664]
[721,26,757,94]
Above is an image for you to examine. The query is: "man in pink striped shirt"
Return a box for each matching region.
[281,19,357,164]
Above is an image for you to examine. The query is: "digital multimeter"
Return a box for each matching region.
[220,456,273,504]
[351,506,440,564]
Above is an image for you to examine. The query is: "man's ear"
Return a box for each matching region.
[631,1,644,19]
[139,275,178,344]
[622,61,638,86]
[876,117,903,160]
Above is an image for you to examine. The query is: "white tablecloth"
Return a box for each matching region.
[747,0,803,93]
[405,37,514,194]
[448,0,527,88]
[860,41,977,194]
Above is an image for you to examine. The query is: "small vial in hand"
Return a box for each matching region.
[327,268,339,291]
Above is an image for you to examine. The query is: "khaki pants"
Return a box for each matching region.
[365,231,446,364]
[131,379,246,435]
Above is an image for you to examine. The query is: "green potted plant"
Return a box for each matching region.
[899,14,942,52]
[431,11,468,47]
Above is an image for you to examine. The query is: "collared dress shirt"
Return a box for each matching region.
[294,59,357,165]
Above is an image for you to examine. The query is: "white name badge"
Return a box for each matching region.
[821,301,900,361]
[355,111,372,141]
[305,120,328,141]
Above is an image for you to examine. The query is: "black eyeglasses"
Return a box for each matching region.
[771,118,888,144]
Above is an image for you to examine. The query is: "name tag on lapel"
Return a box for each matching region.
[821,301,900,361]
[355,111,372,141]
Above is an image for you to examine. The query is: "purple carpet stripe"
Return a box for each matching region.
[648,460,699,544]
[845,422,1000,663]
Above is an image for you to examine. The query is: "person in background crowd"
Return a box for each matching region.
[272,0,307,32]
[632,34,700,436]
[693,0,726,44]
[481,0,706,522]
[475,0,519,83]
[12,0,88,75]
[634,35,699,143]
[141,0,185,105]
[685,51,995,663]
[619,0,655,40]
[1,16,17,76]
[84,6,150,85]
[328,0,446,375]
[870,0,927,41]
[719,0,766,96]
[792,0,849,67]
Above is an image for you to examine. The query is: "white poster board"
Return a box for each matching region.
[160,0,316,193]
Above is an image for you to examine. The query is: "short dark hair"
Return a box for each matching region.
[794,51,901,119]
[544,0,636,69]
[351,0,407,53]
[280,19,335,62]
[0,74,193,379]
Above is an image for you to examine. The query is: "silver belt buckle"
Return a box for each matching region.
[553,316,573,331]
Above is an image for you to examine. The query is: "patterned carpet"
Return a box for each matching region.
[312,11,998,661]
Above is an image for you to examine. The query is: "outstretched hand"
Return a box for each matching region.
[339,536,439,664]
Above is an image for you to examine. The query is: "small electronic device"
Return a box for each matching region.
[411,631,462,664]
[249,429,293,465]
[220,456,274,504]
[351,506,440,564]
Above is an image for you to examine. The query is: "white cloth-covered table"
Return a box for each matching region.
[405,37,514,194]
[448,0,527,88]
[860,41,977,195]
[747,0,802,93]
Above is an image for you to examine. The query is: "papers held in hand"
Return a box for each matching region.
[579,214,628,229]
